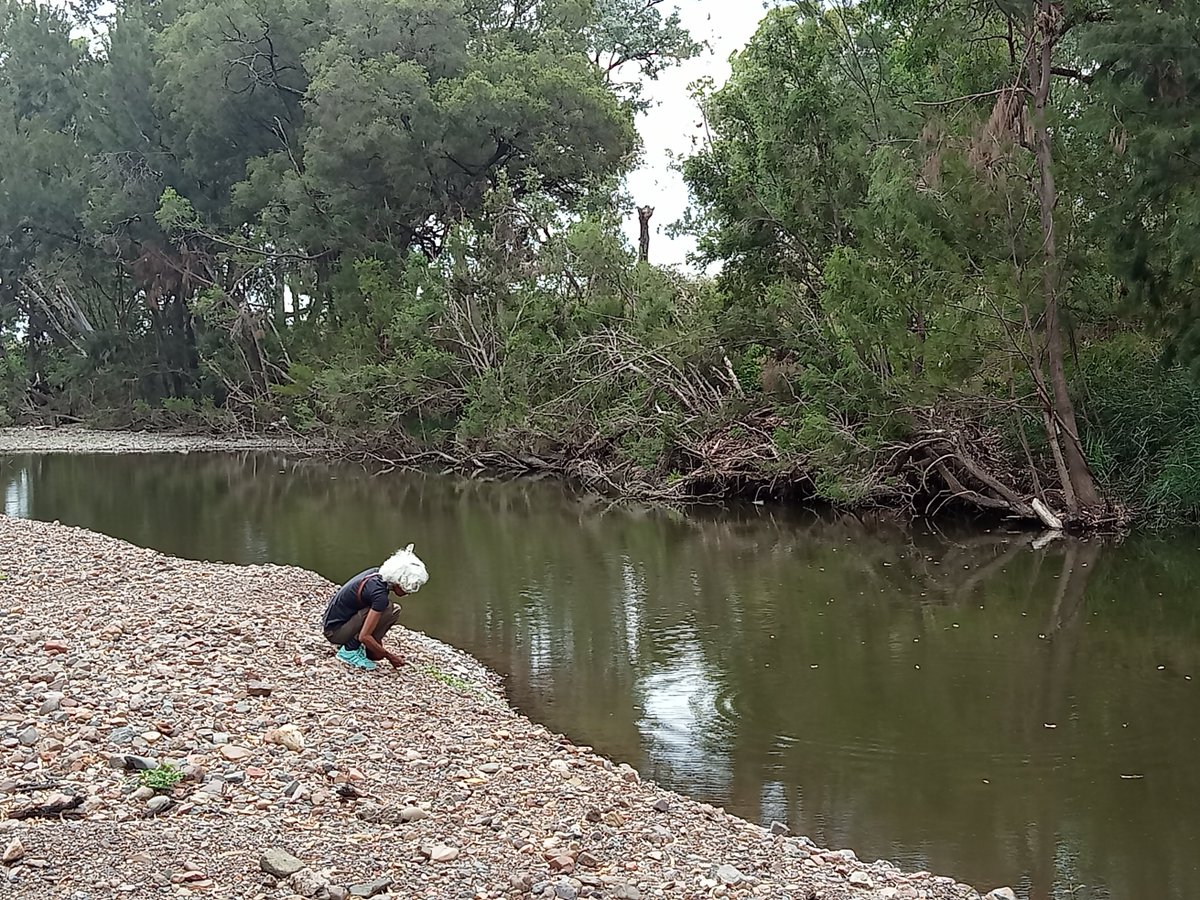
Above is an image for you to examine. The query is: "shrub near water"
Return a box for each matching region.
[1077,334,1200,525]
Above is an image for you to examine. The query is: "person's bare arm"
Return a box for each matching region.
[358,608,404,668]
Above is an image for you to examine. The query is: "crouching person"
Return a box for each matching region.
[322,544,429,671]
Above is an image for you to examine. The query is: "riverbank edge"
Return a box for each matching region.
[0,423,897,523]
[0,424,321,455]
[0,518,1004,899]
[0,425,1113,538]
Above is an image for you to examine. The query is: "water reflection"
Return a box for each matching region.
[1,452,1198,900]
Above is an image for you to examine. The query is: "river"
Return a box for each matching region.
[1,450,1196,900]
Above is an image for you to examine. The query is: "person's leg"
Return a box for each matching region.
[365,603,402,661]
[325,610,367,650]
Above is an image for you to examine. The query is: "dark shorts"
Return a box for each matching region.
[322,603,402,647]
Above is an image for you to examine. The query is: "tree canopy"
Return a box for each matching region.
[4,0,1200,526]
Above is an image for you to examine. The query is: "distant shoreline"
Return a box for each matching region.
[0,425,318,455]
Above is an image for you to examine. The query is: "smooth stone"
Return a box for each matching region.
[349,876,393,897]
[219,745,253,761]
[715,864,743,886]
[124,755,158,771]
[199,777,224,796]
[428,845,459,863]
[510,875,534,892]
[130,787,155,802]
[769,821,789,836]
[984,890,1018,900]
[2,838,25,864]
[650,797,670,813]
[17,727,38,747]
[108,727,137,745]
[400,806,430,823]
[259,848,305,878]
[290,868,328,898]
[265,725,304,752]
[848,871,873,888]
[145,796,171,815]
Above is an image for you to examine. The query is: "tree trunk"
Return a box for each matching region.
[1028,1,1103,516]
[24,299,49,404]
[169,293,198,392]
[637,205,654,263]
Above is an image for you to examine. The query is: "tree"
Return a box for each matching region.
[1085,0,1200,372]
[234,0,638,263]
[588,0,702,110]
[0,1,91,392]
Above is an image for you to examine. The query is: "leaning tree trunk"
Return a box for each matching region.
[1028,0,1103,517]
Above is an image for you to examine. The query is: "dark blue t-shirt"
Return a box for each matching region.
[322,568,391,630]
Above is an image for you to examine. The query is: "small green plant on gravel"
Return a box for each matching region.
[419,664,487,699]
[138,763,184,792]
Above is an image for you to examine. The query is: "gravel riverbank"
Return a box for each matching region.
[0,517,1011,900]
[0,426,313,455]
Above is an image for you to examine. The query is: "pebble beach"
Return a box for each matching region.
[0,431,1012,900]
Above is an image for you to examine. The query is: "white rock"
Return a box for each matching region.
[984,890,1018,900]
[714,864,743,885]
[429,844,460,863]
[265,725,304,752]
[2,837,25,864]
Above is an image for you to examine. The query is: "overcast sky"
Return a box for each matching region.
[623,1,769,267]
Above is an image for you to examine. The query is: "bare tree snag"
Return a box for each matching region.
[637,205,654,263]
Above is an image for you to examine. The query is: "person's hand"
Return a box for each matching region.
[387,652,406,669]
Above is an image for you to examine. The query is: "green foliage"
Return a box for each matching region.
[418,663,489,699]
[154,188,200,234]
[137,762,184,791]
[1076,334,1200,522]
[588,0,702,111]
[1083,0,1200,374]
[4,0,1200,524]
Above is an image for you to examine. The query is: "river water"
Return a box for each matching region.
[1,451,1196,900]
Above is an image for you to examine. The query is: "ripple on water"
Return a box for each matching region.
[704,672,1180,793]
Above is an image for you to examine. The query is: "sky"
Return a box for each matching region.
[621,1,770,267]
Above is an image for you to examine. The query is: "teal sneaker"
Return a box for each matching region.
[336,646,377,671]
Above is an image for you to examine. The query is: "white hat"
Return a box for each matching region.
[379,544,429,593]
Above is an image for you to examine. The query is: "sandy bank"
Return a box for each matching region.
[0,426,316,455]
[0,517,1007,900]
